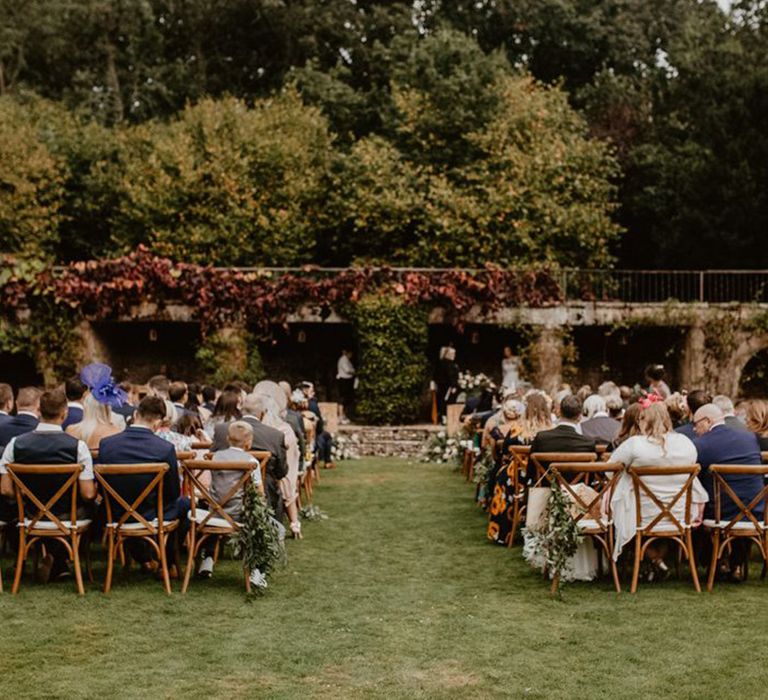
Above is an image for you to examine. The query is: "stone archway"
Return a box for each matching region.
[718,332,768,398]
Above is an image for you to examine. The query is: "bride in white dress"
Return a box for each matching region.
[501,346,520,391]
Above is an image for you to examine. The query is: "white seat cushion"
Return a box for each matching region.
[22,518,92,531]
[578,518,611,530]
[702,519,764,531]
[188,509,240,529]
[107,519,177,531]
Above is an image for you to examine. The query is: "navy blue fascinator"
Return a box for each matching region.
[80,363,127,408]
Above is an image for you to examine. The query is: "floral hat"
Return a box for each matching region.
[80,363,127,408]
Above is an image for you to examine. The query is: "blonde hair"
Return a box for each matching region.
[228,421,253,449]
[638,403,673,451]
[75,394,115,443]
[519,392,553,442]
[746,400,768,437]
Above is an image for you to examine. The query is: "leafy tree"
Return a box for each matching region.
[110,91,333,265]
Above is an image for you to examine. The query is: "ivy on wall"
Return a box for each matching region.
[195,328,264,387]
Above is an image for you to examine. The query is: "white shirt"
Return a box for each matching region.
[337,355,355,379]
[0,423,94,480]
[67,401,84,411]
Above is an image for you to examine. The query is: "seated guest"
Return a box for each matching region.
[606,395,623,421]
[664,392,688,429]
[206,390,242,441]
[113,382,138,423]
[0,383,14,425]
[645,363,671,399]
[200,385,217,421]
[610,401,708,576]
[0,389,96,581]
[693,403,763,579]
[279,381,306,470]
[147,375,170,400]
[610,402,642,450]
[301,382,334,469]
[98,396,189,572]
[713,395,749,433]
[176,413,211,449]
[62,376,88,430]
[197,421,275,588]
[155,401,194,452]
[0,387,41,450]
[169,381,194,421]
[67,395,122,449]
[675,389,712,440]
[580,394,620,445]
[745,399,768,451]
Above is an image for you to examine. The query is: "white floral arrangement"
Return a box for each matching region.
[458,370,493,393]
[331,433,362,461]
[421,430,467,465]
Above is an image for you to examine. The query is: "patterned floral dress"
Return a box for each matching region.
[487,432,526,546]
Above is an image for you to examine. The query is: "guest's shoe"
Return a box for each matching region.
[198,556,214,579]
[36,554,54,584]
[141,560,159,574]
[325,462,336,470]
[249,568,268,589]
[290,521,303,539]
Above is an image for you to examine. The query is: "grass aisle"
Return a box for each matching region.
[1,458,768,699]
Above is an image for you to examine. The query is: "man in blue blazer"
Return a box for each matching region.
[0,383,14,427]
[0,387,41,450]
[62,376,87,430]
[98,396,188,523]
[694,403,764,579]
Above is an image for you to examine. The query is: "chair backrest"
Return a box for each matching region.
[709,464,768,532]
[182,459,256,531]
[628,465,700,534]
[95,463,169,531]
[550,463,624,528]
[6,463,82,532]
[247,450,271,484]
[530,452,598,485]
[761,451,768,465]
[176,451,195,462]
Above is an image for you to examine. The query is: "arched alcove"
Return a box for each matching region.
[0,351,42,389]
[739,348,768,398]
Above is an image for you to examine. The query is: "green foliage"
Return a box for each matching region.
[351,294,429,425]
[110,92,332,265]
[196,329,264,387]
[230,479,285,581]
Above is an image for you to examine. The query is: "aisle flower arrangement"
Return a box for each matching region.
[331,434,362,461]
[458,370,494,397]
[421,430,466,465]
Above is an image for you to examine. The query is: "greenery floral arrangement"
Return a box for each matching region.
[230,481,285,585]
[458,370,494,397]
[331,434,361,461]
[421,430,463,465]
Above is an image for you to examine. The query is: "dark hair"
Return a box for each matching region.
[136,396,167,422]
[686,389,712,416]
[645,364,666,382]
[185,383,201,409]
[176,413,202,437]
[202,385,216,403]
[147,374,169,396]
[40,389,68,421]
[213,390,241,421]
[64,376,87,401]
[168,381,187,403]
[0,383,13,407]
[560,395,583,421]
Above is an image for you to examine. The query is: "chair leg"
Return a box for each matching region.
[104,530,115,593]
[686,530,701,593]
[244,565,251,594]
[607,531,621,593]
[630,535,642,594]
[181,529,196,594]
[158,534,172,595]
[707,530,720,592]
[72,534,85,596]
[12,531,26,595]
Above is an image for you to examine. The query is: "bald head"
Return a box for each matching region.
[693,403,724,436]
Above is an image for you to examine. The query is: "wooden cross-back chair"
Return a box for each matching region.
[181,459,258,594]
[94,463,178,594]
[761,451,768,465]
[628,465,702,594]
[530,452,598,487]
[550,462,624,592]
[703,464,768,592]
[462,429,484,483]
[505,445,531,547]
[6,463,91,595]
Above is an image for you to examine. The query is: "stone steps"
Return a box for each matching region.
[336,424,442,459]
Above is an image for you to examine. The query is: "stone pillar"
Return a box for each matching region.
[74,320,111,367]
[530,327,563,396]
[679,322,706,390]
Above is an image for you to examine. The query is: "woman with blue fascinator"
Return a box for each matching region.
[66,363,128,449]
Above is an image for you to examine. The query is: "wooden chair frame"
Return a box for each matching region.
[181,459,259,594]
[6,463,89,595]
[530,452,598,486]
[550,463,624,592]
[704,464,768,592]
[628,465,701,593]
[94,463,178,594]
[505,445,531,548]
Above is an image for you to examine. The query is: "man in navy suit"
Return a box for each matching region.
[0,387,41,450]
[62,376,88,430]
[693,403,764,579]
[98,396,187,522]
[168,381,195,422]
[0,383,14,426]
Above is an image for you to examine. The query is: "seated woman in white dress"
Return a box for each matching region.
[609,401,708,573]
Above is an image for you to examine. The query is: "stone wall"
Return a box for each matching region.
[337,424,441,459]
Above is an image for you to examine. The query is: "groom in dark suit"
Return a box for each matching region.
[0,387,41,450]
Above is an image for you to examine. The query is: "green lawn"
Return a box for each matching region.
[1,458,767,699]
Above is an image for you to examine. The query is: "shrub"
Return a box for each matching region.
[351,294,429,425]
[196,329,264,387]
